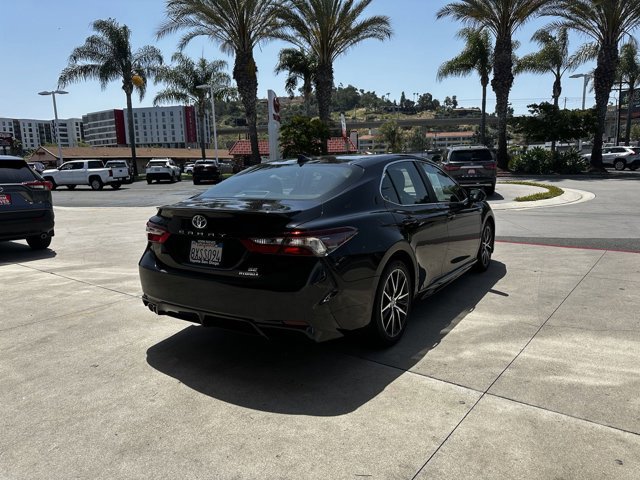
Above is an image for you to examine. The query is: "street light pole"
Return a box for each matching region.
[38,90,68,166]
[570,73,592,152]
[196,84,218,163]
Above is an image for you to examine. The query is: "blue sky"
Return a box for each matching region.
[1,0,599,120]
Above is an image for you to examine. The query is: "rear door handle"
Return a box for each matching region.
[402,217,420,228]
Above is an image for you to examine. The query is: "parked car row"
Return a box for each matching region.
[42,159,129,190]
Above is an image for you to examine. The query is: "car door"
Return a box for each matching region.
[419,162,482,275]
[56,162,76,185]
[382,161,449,290]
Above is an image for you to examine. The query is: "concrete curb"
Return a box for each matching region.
[490,187,595,211]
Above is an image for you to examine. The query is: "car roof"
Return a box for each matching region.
[0,155,25,161]
[263,153,436,169]
[446,145,490,151]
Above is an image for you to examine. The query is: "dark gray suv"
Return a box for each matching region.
[0,155,55,250]
[441,145,497,195]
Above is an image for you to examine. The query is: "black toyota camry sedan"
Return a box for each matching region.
[139,154,495,346]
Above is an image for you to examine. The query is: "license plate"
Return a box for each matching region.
[189,240,222,266]
[0,194,11,205]
[467,169,476,175]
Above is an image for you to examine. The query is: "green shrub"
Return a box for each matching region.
[555,148,588,174]
[509,147,554,174]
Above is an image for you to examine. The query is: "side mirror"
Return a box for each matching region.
[469,188,487,203]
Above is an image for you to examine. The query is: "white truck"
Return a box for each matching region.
[42,159,123,190]
[104,160,133,184]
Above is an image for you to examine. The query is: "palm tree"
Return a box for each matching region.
[544,0,640,170]
[274,48,317,116]
[514,27,591,153]
[58,18,163,175]
[437,0,551,169]
[277,0,392,126]
[157,0,284,165]
[437,28,493,145]
[154,52,233,160]
[618,42,640,146]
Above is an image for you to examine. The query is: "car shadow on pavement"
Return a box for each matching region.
[146,261,506,417]
[0,241,56,264]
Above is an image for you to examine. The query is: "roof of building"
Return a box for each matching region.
[229,137,357,156]
[31,146,231,161]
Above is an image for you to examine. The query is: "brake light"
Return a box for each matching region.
[484,162,497,170]
[108,169,113,177]
[443,164,460,171]
[241,227,357,257]
[22,180,53,191]
[146,221,171,244]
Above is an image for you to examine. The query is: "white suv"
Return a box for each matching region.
[583,146,640,171]
[145,158,182,184]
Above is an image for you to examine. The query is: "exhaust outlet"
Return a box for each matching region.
[148,303,159,314]
[40,233,48,239]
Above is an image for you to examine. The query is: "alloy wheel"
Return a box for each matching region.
[380,267,410,338]
[480,223,493,268]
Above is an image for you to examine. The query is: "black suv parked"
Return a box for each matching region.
[192,159,221,185]
[440,145,497,195]
[0,155,55,250]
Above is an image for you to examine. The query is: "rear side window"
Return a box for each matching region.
[420,163,467,203]
[448,149,493,162]
[384,162,430,205]
[88,161,104,168]
[199,162,361,200]
[0,160,38,183]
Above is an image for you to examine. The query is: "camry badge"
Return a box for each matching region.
[192,215,207,229]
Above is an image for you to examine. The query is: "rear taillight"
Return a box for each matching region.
[241,227,357,257]
[146,221,171,244]
[484,162,497,170]
[22,180,53,191]
[443,164,460,171]
[108,169,113,177]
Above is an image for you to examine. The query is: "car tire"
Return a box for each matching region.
[177,174,182,182]
[193,179,200,185]
[111,182,121,190]
[90,177,103,191]
[485,184,495,196]
[26,234,51,250]
[368,260,412,347]
[146,178,152,185]
[170,174,176,183]
[614,159,626,171]
[473,221,494,273]
[67,185,76,190]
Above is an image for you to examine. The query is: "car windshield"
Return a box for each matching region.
[0,159,38,183]
[449,149,493,162]
[148,161,167,167]
[198,162,362,200]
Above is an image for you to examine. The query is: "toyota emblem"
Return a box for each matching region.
[192,215,207,229]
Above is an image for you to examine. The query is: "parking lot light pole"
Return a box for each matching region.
[38,90,68,166]
[570,73,592,151]
[196,84,219,163]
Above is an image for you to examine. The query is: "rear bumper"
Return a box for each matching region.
[146,172,173,180]
[458,179,496,189]
[193,172,221,182]
[0,208,55,241]
[138,249,353,342]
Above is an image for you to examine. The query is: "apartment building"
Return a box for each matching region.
[124,105,199,148]
[1,117,84,149]
[82,109,127,146]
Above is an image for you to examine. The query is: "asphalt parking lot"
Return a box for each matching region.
[1,178,639,479]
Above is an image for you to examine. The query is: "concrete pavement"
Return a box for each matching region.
[1,192,639,479]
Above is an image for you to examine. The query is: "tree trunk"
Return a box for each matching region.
[315,61,334,128]
[491,36,514,170]
[480,79,487,146]
[550,75,562,155]
[233,51,260,165]
[625,84,635,146]
[198,103,206,161]
[591,43,619,171]
[125,88,138,176]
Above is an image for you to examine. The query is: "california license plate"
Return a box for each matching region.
[467,169,476,175]
[189,240,222,266]
[0,194,11,205]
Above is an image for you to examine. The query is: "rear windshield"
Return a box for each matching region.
[198,162,362,200]
[448,149,493,162]
[196,160,218,165]
[106,161,126,167]
[148,161,168,167]
[0,160,38,183]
